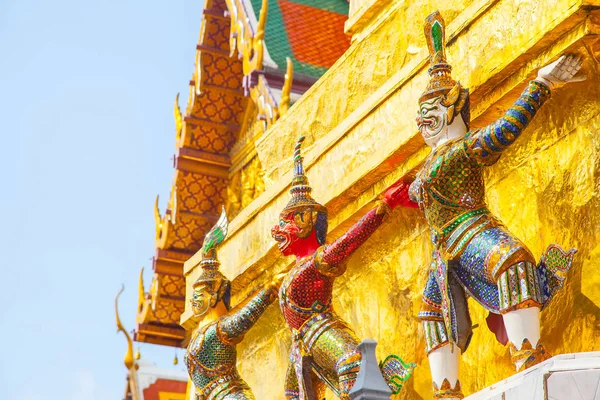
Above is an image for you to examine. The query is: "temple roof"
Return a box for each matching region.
[255,0,351,78]
[134,0,246,348]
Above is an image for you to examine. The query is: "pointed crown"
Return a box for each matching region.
[281,136,327,217]
[420,11,455,103]
[419,11,470,124]
[194,206,229,289]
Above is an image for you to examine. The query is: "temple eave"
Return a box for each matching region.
[134,323,187,348]
[183,115,240,132]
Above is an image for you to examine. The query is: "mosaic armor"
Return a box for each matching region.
[281,208,379,398]
[185,208,280,399]
[185,285,278,400]
[411,12,583,397]
[274,137,414,400]
[412,80,576,354]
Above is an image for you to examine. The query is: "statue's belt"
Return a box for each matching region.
[285,296,333,316]
[294,312,348,350]
[430,208,499,259]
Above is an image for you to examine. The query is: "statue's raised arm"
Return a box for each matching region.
[217,281,279,344]
[184,208,279,400]
[464,55,584,166]
[270,136,415,399]
[313,179,413,277]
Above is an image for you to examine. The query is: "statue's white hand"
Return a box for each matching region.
[536,54,585,89]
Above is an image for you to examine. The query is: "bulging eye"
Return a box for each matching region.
[421,109,427,116]
[279,220,284,228]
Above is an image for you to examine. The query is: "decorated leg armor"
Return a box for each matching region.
[421,320,463,399]
[497,245,575,371]
[335,351,362,398]
[420,271,471,399]
[305,316,363,399]
[284,313,414,399]
[497,261,546,371]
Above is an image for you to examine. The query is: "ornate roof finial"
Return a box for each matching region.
[279,57,294,115]
[256,0,267,44]
[138,267,146,310]
[115,285,135,370]
[154,195,163,240]
[174,93,183,143]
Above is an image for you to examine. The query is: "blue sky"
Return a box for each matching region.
[0,1,203,398]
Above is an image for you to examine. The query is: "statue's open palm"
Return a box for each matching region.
[537,54,585,89]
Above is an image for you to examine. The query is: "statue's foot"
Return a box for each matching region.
[510,339,552,372]
[433,378,464,399]
[379,354,416,394]
[539,244,577,307]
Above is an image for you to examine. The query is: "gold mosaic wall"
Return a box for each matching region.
[183,0,600,398]
[227,101,267,219]
[235,64,600,400]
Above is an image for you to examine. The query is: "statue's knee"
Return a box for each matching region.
[336,350,362,395]
[497,261,543,313]
[423,320,451,354]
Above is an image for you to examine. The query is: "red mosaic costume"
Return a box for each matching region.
[272,137,414,400]
[280,208,386,330]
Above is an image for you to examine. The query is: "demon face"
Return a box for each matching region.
[190,285,212,318]
[271,209,317,256]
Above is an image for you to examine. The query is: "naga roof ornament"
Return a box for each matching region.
[115,285,135,371]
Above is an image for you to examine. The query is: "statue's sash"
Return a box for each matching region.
[432,250,458,345]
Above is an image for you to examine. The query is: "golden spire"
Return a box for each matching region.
[279,57,293,115]
[256,0,267,46]
[174,93,182,144]
[115,285,135,370]
[168,186,178,225]
[138,267,146,311]
[242,0,267,74]
[154,195,163,240]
